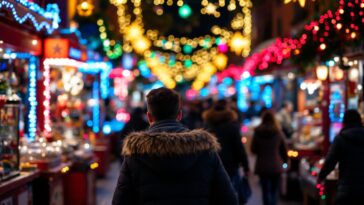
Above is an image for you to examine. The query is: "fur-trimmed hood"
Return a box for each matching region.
[203,109,238,125]
[122,129,220,157]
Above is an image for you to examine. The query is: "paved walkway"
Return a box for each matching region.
[96,162,120,205]
[96,161,302,205]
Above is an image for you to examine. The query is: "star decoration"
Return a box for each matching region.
[284,0,306,7]
[53,44,62,54]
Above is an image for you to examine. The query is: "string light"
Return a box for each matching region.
[92,81,100,133]
[28,57,38,141]
[0,0,60,34]
[97,19,123,59]
[42,59,112,134]
[42,61,52,134]
[222,0,363,78]
[110,0,252,87]
[11,53,38,141]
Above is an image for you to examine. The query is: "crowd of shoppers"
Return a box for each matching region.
[112,88,364,205]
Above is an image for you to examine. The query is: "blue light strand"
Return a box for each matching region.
[0,0,60,34]
[92,81,100,133]
[28,56,38,141]
[82,62,112,99]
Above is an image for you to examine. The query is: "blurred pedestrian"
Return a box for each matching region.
[318,109,364,205]
[251,110,288,205]
[112,88,238,205]
[276,101,294,139]
[118,107,149,162]
[203,99,251,204]
[120,107,149,137]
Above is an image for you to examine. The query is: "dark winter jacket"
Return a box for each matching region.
[251,126,288,176]
[112,120,238,205]
[203,109,250,176]
[319,125,364,197]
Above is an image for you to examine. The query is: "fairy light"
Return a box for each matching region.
[28,57,38,141]
[42,59,111,133]
[42,61,52,134]
[97,19,123,59]
[110,0,252,85]
[0,0,60,34]
[92,81,100,133]
[222,0,363,77]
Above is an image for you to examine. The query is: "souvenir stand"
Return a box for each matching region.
[25,32,106,205]
[0,0,60,204]
[298,57,364,205]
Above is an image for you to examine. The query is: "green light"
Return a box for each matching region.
[183,45,193,54]
[184,59,193,68]
[321,195,326,200]
[169,59,176,67]
[179,4,192,19]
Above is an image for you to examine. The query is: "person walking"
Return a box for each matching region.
[318,109,364,205]
[251,110,288,205]
[276,101,295,139]
[117,107,149,162]
[203,99,250,204]
[112,88,238,205]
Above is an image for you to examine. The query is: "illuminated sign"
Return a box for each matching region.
[45,38,87,61]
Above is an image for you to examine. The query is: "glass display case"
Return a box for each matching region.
[0,94,21,181]
[294,109,324,151]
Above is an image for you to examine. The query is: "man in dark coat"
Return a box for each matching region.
[112,88,238,205]
[318,109,364,205]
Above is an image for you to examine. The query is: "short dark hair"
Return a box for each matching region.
[146,88,181,121]
[343,109,362,127]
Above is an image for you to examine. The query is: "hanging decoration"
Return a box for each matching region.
[284,0,308,7]
[97,19,123,59]
[110,0,252,89]
[225,0,364,78]
[77,0,95,16]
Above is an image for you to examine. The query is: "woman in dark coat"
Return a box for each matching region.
[251,110,288,205]
[203,100,250,204]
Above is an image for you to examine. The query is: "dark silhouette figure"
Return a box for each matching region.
[318,109,364,205]
[112,88,238,205]
[251,110,288,205]
[203,99,250,204]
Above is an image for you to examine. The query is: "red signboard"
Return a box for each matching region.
[44,38,70,58]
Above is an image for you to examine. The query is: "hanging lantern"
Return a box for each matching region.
[284,0,307,7]
[316,65,328,81]
[349,68,359,82]
[77,0,94,17]
[330,66,344,81]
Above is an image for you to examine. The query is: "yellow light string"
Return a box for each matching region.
[110,0,252,89]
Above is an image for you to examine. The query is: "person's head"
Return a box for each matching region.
[282,101,293,112]
[261,110,281,131]
[146,87,182,124]
[343,109,362,128]
[213,99,228,111]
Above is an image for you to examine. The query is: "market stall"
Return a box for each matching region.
[0,0,60,204]
[298,58,363,205]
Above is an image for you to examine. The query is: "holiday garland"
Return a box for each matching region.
[226,0,364,78]
[110,0,252,89]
